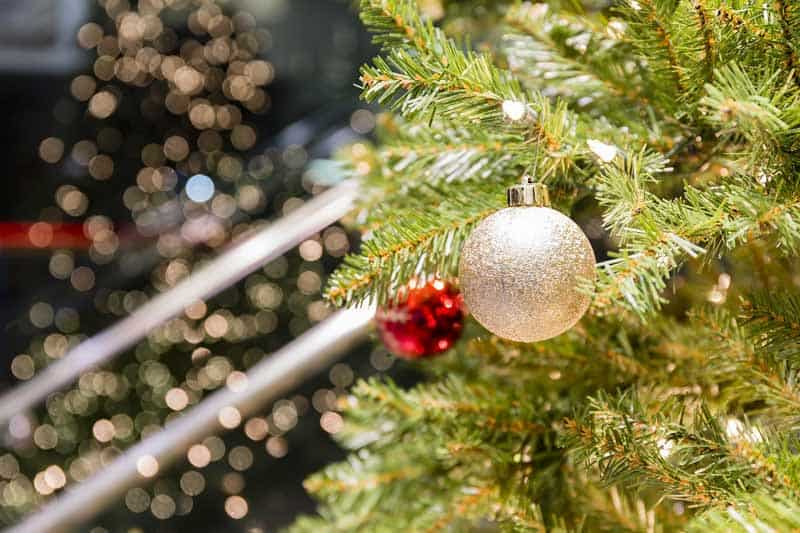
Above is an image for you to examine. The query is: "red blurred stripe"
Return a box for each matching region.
[0,222,91,249]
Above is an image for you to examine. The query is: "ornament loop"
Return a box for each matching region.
[507,175,550,207]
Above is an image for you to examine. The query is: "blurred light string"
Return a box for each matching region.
[0,222,92,249]
[0,178,361,428]
[9,306,374,533]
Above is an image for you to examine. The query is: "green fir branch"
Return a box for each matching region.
[774,0,800,77]
[687,491,800,532]
[740,292,800,366]
[565,393,769,507]
[691,306,800,431]
[700,62,800,172]
[591,148,800,315]
[326,181,505,306]
[301,1,800,530]
[358,0,582,177]
[614,0,687,114]
[502,4,646,113]
[376,120,528,185]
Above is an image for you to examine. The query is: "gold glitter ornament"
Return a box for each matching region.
[459,178,595,342]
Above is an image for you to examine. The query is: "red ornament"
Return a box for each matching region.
[376,280,464,359]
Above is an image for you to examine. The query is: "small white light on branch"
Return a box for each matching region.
[587,139,618,162]
[724,417,762,443]
[725,417,744,439]
[502,100,527,121]
[607,20,626,39]
[657,438,674,458]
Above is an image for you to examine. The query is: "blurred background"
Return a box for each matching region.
[0,0,411,530]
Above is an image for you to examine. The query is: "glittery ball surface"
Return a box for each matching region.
[376,280,464,359]
[459,207,596,343]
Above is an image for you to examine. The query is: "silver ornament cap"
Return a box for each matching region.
[459,177,596,342]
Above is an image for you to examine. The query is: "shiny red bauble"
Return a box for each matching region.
[376,280,464,359]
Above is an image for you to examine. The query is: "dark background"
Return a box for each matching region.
[0,0,376,355]
[0,1,402,530]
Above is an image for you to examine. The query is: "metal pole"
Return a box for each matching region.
[0,179,361,428]
[8,307,374,533]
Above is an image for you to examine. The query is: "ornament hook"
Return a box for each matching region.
[507,175,550,207]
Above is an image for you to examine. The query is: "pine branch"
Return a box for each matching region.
[349,1,800,320]
[502,4,648,115]
[656,0,721,114]
[325,181,504,306]
[428,316,656,392]
[691,307,800,431]
[614,0,687,114]
[570,482,676,532]
[711,4,793,88]
[590,150,711,315]
[359,0,526,124]
[565,393,770,508]
[340,376,550,446]
[775,0,800,77]
[687,492,800,532]
[593,148,673,238]
[713,4,768,43]
[690,0,715,85]
[375,119,529,185]
[295,375,572,530]
[294,440,469,532]
[740,292,800,366]
[700,62,800,172]
[590,148,800,315]
[358,0,582,178]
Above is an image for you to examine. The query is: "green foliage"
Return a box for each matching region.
[687,492,800,532]
[566,393,765,505]
[614,0,688,115]
[360,0,531,127]
[297,0,800,530]
[741,292,800,365]
[326,180,505,306]
[700,61,800,174]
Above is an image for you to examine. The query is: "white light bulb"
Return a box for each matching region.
[587,139,618,162]
[502,100,527,121]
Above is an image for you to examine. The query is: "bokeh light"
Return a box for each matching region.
[185,174,215,202]
[7,0,369,529]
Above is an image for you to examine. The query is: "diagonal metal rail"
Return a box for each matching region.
[7,307,374,533]
[0,179,361,428]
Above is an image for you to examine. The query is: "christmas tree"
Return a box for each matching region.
[294,0,800,530]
